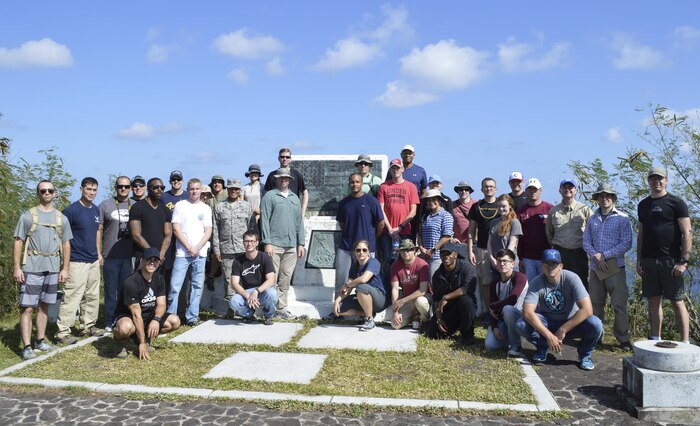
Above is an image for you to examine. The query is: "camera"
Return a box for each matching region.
[118,226,130,239]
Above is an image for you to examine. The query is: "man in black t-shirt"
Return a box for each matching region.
[228,230,278,324]
[468,177,499,315]
[113,247,181,360]
[263,147,309,216]
[129,178,173,270]
[637,167,692,343]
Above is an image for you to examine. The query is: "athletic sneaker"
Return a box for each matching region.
[620,341,633,352]
[274,310,296,320]
[115,346,128,359]
[22,346,37,361]
[532,347,548,363]
[263,317,274,326]
[242,316,254,324]
[104,326,113,334]
[359,317,375,331]
[35,340,57,352]
[81,326,106,337]
[579,356,595,371]
[507,346,522,357]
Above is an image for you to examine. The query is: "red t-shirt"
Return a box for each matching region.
[517,201,553,260]
[377,180,420,235]
[390,256,431,296]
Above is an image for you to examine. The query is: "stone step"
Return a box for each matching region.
[288,284,334,302]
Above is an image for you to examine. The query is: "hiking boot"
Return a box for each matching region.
[55,334,78,345]
[22,346,37,361]
[359,317,375,331]
[579,356,595,371]
[35,340,57,353]
[532,347,548,363]
[242,316,254,324]
[81,326,106,337]
[620,341,633,352]
[262,317,274,326]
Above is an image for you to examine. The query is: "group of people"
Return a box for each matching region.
[12,144,693,368]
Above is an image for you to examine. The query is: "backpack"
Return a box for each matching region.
[21,207,63,266]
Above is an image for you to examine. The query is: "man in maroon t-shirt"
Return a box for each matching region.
[516,178,553,284]
[389,239,431,329]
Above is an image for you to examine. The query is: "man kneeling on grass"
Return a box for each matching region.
[113,247,181,360]
[516,249,603,370]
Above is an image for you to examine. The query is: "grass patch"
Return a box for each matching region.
[10,320,533,404]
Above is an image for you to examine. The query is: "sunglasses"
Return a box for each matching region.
[150,185,166,190]
[170,178,182,182]
[355,248,369,253]
[133,183,146,188]
[279,155,291,159]
[39,188,55,194]
[116,185,131,190]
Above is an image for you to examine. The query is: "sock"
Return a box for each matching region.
[650,336,661,340]
[24,344,31,350]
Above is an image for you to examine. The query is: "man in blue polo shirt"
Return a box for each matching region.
[56,177,105,344]
[334,172,385,298]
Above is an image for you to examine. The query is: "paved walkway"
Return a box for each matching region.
[0,341,658,425]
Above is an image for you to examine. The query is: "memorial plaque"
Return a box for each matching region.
[305,230,342,269]
[294,155,387,216]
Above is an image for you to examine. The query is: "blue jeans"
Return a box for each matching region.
[229,287,278,318]
[103,258,133,326]
[167,255,206,323]
[516,313,603,359]
[484,305,522,351]
[520,258,543,284]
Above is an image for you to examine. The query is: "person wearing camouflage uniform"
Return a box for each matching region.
[213,178,256,299]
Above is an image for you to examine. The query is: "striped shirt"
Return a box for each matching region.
[421,209,454,261]
[582,207,633,269]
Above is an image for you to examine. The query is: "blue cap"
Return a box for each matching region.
[541,249,562,263]
[560,178,577,188]
[428,175,442,184]
[142,247,161,260]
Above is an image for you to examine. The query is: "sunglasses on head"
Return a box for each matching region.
[39,188,55,194]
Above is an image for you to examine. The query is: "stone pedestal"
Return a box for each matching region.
[617,340,700,423]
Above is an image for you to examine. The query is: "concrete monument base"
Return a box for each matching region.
[619,340,700,423]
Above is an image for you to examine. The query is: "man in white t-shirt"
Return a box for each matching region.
[166,178,212,326]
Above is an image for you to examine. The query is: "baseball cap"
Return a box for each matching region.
[390,158,402,168]
[227,178,242,189]
[142,247,161,260]
[560,178,577,188]
[541,249,562,263]
[526,178,542,190]
[401,144,415,153]
[428,175,442,183]
[131,175,145,185]
[170,170,183,180]
[648,167,667,178]
[355,154,373,166]
[508,171,523,182]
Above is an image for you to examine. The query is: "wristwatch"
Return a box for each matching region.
[152,316,162,323]
[679,258,689,265]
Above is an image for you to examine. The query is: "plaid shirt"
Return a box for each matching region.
[421,209,454,261]
[582,207,633,269]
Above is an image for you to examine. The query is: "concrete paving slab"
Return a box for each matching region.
[170,319,304,347]
[203,351,327,384]
[296,324,417,352]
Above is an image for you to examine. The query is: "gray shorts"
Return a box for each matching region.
[340,284,386,315]
[19,272,59,307]
[641,257,685,301]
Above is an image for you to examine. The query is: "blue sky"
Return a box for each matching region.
[2,1,700,204]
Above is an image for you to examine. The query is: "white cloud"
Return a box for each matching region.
[292,140,323,150]
[498,37,570,73]
[0,38,73,68]
[313,4,413,72]
[610,33,664,70]
[314,38,383,72]
[227,68,249,84]
[147,43,176,64]
[265,56,284,76]
[212,29,285,59]
[374,81,439,108]
[673,26,700,42]
[116,122,155,140]
[603,127,625,144]
[146,27,161,43]
[116,121,195,140]
[399,40,489,91]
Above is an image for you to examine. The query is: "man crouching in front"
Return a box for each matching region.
[113,247,181,360]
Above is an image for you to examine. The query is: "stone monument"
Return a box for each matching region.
[616,340,700,423]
